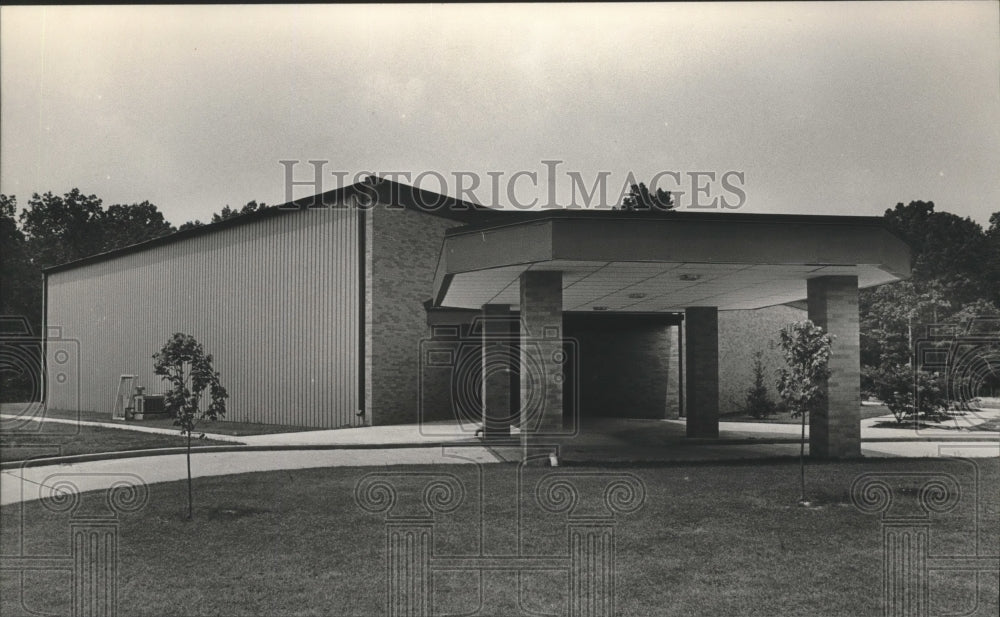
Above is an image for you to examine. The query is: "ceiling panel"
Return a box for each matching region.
[442,260,895,312]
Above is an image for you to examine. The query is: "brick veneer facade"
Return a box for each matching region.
[519,271,564,436]
[807,275,862,458]
[419,313,481,425]
[368,204,463,425]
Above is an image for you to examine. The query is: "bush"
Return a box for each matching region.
[152,333,228,431]
[871,363,948,424]
[744,351,776,419]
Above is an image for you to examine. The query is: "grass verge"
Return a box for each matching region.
[2,458,996,616]
[0,424,230,463]
[1,403,326,436]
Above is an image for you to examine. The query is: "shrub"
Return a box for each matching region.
[871,363,948,424]
[744,351,776,419]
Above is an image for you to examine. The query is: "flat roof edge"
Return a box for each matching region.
[443,210,899,237]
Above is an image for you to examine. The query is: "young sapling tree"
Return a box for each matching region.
[153,333,228,520]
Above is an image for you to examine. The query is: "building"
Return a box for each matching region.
[43,177,910,457]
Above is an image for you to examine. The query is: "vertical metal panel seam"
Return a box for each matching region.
[45,208,362,428]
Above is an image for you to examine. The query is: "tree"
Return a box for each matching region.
[210,200,267,223]
[18,189,107,268]
[102,201,175,249]
[860,201,997,399]
[777,320,834,505]
[177,220,205,231]
[17,189,177,268]
[861,280,952,381]
[986,211,1000,308]
[1,195,43,402]
[743,350,776,419]
[945,298,1000,332]
[882,200,991,305]
[178,200,267,231]
[619,182,674,212]
[1,195,41,324]
[152,333,228,520]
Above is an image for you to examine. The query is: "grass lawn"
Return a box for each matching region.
[722,403,892,424]
[0,424,230,463]
[2,404,326,436]
[2,458,996,616]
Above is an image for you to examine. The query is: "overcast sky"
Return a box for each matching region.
[2,3,998,226]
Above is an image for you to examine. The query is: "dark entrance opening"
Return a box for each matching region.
[564,312,683,422]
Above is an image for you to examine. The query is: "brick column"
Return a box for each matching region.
[807,275,861,458]
[685,307,719,438]
[665,325,681,419]
[519,271,563,452]
[482,304,515,439]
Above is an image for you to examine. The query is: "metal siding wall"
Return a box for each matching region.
[45,207,360,428]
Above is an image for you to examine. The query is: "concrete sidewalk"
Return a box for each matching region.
[2,412,996,507]
[5,409,998,446]
[3,436,995,507]
[1,445,501,506]
[238,420,483,446]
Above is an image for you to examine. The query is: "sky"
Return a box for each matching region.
[2,2,998,227]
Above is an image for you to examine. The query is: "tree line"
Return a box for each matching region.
[860,201,1000,420]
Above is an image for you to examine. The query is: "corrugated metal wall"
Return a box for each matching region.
[45,206,361,428]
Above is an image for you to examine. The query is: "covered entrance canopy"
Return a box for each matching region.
[430,211,911,459]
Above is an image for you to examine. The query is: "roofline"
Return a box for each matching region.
[41,175,909,275]
[42,177,494,275]
[366,175,496,223]
[442,209,905,238]
[42,184,357,274]
[431,211,913,309]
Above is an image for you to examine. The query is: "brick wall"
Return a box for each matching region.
[419,317,482,425]
[519,271,564,433]
[369,204,462,425]
[807,276,861,458]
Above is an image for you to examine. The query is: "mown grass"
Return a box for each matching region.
[1,404,326,436]
[2,458,996,616]
[0,424,230,462]
[723,403,935,424]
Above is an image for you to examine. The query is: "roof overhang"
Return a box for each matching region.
[432,212,911,312]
